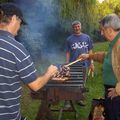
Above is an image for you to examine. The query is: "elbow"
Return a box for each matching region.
[28,81,42,92]
[30,87,40,92]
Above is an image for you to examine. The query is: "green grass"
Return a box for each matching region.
[21,42,109,120]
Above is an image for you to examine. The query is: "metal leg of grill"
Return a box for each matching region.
[55,100,78,120]
[58,108,63,120]
[35,100,54,120]
[35,100,79,120]
[69,100,78,120]
[47,100,79,120]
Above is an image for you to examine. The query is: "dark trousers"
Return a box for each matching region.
[104,85,120,120]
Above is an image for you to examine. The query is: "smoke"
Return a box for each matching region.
[13,0,67,72]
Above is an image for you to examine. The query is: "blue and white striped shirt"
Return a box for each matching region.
[0,30,37,120]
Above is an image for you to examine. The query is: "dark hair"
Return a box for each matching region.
[0,2,27,25]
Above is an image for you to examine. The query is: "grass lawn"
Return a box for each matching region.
[21,41,109,120]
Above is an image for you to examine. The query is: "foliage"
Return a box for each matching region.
[58,0,120,42]
[59,0,97,36]
[92,0,120,41]
[96,0,120,20]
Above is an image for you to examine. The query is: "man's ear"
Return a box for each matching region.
[11,15,17,23]
[7,15,17,34]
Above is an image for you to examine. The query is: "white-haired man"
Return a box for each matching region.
[79,13,120,120]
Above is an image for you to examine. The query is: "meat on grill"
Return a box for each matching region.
[52,65,70,80]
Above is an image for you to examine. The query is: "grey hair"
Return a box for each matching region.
[72,20,81,27]
[99,13,120,31]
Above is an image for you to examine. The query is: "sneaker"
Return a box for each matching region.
[76,100,86,106]
[21,117,27,120]
[64,100,71,109]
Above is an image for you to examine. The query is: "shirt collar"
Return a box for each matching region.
[0,30,14,38]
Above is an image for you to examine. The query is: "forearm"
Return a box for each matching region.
[28,73,51,91]
[66,52,70,63]
[88,50,94,64]
[115,82,120,95]
[89,51,106,64]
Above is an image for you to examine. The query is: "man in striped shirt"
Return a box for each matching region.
[0,2,64,120]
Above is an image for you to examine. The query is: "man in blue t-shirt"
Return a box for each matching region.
[66,20,94,68]
[65,20,94,107]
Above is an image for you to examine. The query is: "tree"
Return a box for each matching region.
[58,0,120,41]
[59,0,97,37]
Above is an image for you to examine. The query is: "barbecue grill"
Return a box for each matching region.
[31,61,87,120]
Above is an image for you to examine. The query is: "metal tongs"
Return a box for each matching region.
[53,58,82,78]
[64,58,82,67]
[65,58,94,78]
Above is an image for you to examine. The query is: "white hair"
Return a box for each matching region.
[100,13,120,31]
[72,20,81,27]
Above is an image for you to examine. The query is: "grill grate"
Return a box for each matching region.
[46,62,86,88]
[31,61,87,120]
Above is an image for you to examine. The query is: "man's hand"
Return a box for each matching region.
[88,64,95,77]
[46,65,58,78]
[108,88,118,99]
[51,65,70,81]
[78,53,89,60]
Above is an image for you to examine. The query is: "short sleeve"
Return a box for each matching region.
[65,38,70,52]
[16,47,38,84]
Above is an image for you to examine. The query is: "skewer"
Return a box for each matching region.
[92,71,94,77]
[65,58,82,67]
[88,69,91,76]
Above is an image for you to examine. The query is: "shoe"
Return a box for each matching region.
[64,100,71,109]
[76,100,86,106]
[21,117,27,120]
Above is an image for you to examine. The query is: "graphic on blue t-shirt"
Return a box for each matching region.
[66,33,93,67]
[71,41,88,50]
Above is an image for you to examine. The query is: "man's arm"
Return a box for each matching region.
[108,40,120,98]
[113,40,120,96]
[89,52,106,63]
[78,51,106,63]
[66,51,70,63]
[27,65,57,91]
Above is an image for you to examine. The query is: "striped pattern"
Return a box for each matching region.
[0,30,37,120]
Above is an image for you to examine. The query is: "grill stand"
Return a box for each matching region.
[57,100,78,120]
[31,87,85,120]
[35,100,55,120]
[30,62,87,120]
